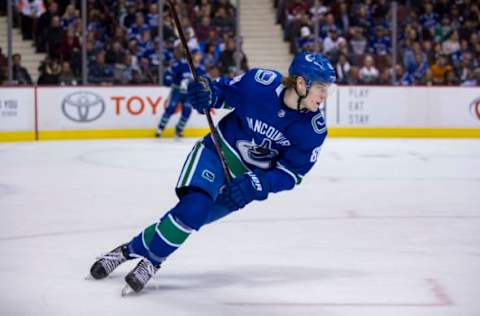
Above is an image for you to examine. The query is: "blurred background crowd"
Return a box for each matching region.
[0,0,245,85]
[278,0,480,86]
[0,0,479,86]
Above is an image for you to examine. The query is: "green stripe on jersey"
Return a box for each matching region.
[180,142,202,187]
[157,215,191,246]
[217,130,249,177]
[142,223,156,247]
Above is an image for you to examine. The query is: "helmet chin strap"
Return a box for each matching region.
[294,82,310,113]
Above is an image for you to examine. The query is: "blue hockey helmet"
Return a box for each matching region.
[288,52,336,86]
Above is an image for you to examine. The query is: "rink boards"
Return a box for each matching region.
[0,85,479,141]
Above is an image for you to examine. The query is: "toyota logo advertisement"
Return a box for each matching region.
[33,87,173,131]
[62,91,106,123]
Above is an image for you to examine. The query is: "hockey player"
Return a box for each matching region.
[90,52,336,294]
[155,47,206,138]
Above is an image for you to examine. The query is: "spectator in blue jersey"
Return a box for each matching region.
[419,2,439,39]
[155,47,206,138]
[202,42,219,68]
[61,4,78,30]
[137,30,155,59]
[145,2,159,35]
[127,12,150,41]
[369,26,391,70]
[411,52,430,84]
[296,26,315,53]
[369,26,390,57]
[113,53,135,84]
[89,52,337,294]
[387,64,414,86]
[457,52,475,84]
[88,50,114,85]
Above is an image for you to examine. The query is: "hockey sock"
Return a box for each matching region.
[175,104,192,135]
[157,113,171,131]
[127,191,213,265]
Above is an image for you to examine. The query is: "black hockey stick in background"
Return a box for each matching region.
[166,0,232,184]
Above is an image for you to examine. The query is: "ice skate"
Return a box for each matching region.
[175,128,184,139]
[122,258,160,295]
[90,244,131,280]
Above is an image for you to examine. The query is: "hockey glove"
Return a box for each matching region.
[218,171,270,210]
[187,77,213,114]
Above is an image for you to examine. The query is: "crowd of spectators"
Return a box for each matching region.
[275,0,480,86]
[2,1,479,86]
[1,0,246,85]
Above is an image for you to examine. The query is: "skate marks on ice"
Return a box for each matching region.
[3,210,480,243]
[75,142,190,173]
[116,265,362,300]
[0,183,17,198]
[92,265,454,316]
[97,264,360,293]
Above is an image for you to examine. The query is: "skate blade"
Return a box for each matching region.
[84,274,94,280]
[121,284,135,297]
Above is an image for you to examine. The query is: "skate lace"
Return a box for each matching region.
[134,260,157,284]
[98,250,125,274]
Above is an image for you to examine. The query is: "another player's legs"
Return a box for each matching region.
[156,92,181,137]
[175,101,192,138]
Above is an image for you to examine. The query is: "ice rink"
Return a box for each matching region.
[1,137,479,316]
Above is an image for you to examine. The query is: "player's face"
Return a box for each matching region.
[302,82,329,112]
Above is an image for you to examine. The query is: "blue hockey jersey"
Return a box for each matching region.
[164,59,206,92]
[203,68,327,194]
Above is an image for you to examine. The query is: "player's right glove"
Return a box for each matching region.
[187,77,213,114]
[217,171,270,210]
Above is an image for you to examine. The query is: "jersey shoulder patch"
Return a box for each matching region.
[254,69,279,86]
[311,111,327,134]
[286,110,327,149]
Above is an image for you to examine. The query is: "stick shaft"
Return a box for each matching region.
[166,0,232,183]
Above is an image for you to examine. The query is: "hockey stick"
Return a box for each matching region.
[166,0,232,183]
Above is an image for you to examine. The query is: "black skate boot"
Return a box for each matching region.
[123,258,160,294]
[175,128,184,138]
[90,244,131,280]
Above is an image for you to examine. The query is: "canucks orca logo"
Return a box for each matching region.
[237,138,279,169]
[311,111,327,134]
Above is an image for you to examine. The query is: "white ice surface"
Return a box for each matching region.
[0,137,479,316]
